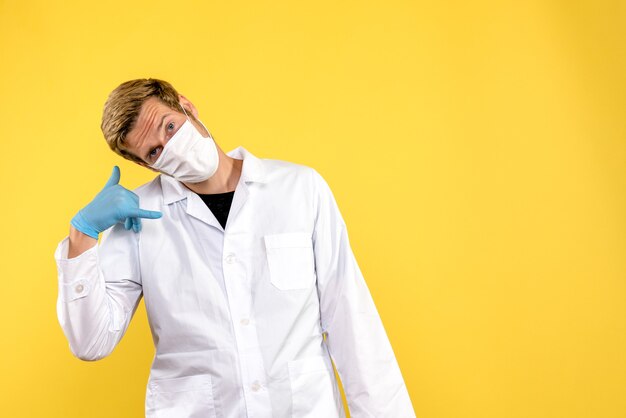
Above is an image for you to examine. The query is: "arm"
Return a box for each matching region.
[311,169,416,417]
[55,166,161,361]
[68,225,97,258]
[55,224,143,361]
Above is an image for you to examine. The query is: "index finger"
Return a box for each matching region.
[128,208,163,219]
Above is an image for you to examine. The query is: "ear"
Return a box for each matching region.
[178,94,199,119]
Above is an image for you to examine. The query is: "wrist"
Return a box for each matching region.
[68,224,98,258]
[70,210,99,240]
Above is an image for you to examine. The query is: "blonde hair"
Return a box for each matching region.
[100,78,189,163]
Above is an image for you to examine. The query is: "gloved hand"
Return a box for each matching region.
[71,166,162,239]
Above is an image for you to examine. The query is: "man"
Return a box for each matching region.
[55,78,416,417]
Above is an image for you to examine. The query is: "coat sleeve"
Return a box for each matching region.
[54,224,143,361]
[311,168,416,418]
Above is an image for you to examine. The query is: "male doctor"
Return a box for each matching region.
[55,78,415,417]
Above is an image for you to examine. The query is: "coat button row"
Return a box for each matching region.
[224,253,236,264]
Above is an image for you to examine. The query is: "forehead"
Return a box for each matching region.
[134,96,172,130]
[125,97,175,149]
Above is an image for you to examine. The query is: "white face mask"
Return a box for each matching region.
[150,106,219,183]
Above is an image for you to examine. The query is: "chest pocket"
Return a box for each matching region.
[264,232,316,290]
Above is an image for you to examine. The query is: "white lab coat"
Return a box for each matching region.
[55,146,416,418]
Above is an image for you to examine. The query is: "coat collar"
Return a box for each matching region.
[161,145,267,205]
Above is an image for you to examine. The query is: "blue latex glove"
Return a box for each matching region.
[71,166,162,239]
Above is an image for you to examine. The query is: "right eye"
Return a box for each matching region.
[148,146,162,160]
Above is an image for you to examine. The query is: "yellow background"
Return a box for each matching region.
[1,0,625,417]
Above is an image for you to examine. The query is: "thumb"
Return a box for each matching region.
[103,166,121,188]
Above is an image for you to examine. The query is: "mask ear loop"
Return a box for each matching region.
[179,103,215,140]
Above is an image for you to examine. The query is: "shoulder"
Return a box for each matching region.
[260,157,329,190]
[259,158,341,210]
[129,175,164,211]
[131,174,162,196]
[262,157,314,179]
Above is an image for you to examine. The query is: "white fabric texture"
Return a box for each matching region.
[55,146,416,418]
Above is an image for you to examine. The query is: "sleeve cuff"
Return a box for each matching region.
[54,237,100,302]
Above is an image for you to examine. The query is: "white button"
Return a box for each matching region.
[250,380,262,391]
[75,284,84,293]
[225,253,236,264]
[240,318,250,326]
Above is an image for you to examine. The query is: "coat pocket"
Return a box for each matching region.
[264,232,316,290]
[288,355,341,418]
[146,374,216,418]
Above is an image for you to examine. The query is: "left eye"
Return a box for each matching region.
[149,147,161,158]
[167,122,175,130]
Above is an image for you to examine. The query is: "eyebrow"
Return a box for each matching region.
[157,112,171,133]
